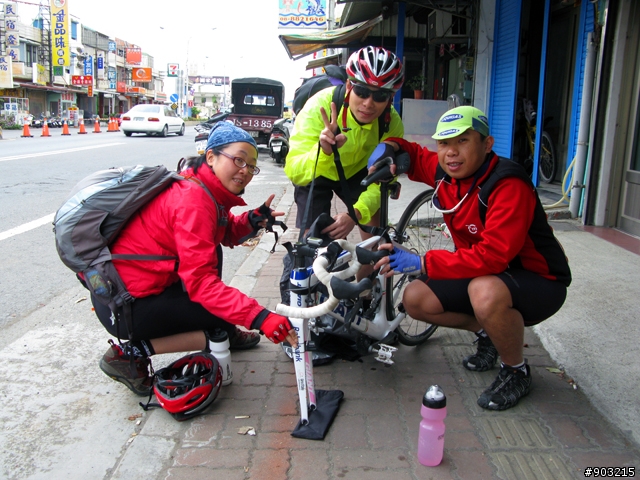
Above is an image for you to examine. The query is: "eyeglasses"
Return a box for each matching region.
[431,180,469,214]
[217,150,260,175]
[352,84,394,103]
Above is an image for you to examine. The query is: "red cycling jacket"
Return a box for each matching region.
[390,138,571,285]
[110,164,265,329]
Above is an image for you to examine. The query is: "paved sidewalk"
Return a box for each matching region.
[113,187,640,480]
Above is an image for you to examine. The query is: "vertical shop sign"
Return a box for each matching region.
[0,56,14,89]
[50,0,70,67]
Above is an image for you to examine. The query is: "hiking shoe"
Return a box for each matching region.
[229,327,261,350]
[99,339,153,396]
[477,363,532,411]
[462,333,499,372]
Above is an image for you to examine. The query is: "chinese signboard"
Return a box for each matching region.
[71,75,93,86]
[126,47,142,65]
[50,0,70,67]
[188,75,229,86]
[0,56,13,89]
[278,0,326,29]
[132,67,152,82]
[3,2,20,62]
[97,53,105,79]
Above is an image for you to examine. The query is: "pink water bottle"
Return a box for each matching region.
[418,385,447,466]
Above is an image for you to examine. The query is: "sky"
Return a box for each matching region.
[17,0,325,102]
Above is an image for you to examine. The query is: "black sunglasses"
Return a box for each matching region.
[352,84,394,103]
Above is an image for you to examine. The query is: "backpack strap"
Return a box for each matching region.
[477,158,533,224]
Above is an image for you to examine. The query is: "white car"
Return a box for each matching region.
[121,104,185,137]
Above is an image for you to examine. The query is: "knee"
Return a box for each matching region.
[468,276,511,319]
[403,281,439,318]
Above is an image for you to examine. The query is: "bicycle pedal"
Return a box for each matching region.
[374,343,398,365]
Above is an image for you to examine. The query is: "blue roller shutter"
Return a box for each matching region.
[489,0,522,159]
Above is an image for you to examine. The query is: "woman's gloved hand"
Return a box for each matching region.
[251,311,298,347]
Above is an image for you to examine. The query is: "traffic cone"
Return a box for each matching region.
[107,117,116,132]
[77,118,88,134]
[21,121,33,138]
[114,118,120,132]
[41,118,51,137]
[61,120,71,135]
[93,118,101,133]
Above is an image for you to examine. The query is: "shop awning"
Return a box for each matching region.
[305,53,342,70]
[279,15,383,60]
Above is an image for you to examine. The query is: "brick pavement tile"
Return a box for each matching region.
[324,414,369,449]
[218,385,268,400]
[567,451,640,469]
[490,452,577,480]
[333,470,415,480]
[366,414,407,449]
[172,447,250,468]
[442,429,485,450]
[260,414,299,433]
[211,399,265,417]
[238,362,276,385]
[339,383,397,401]
[340,398,401,416]
[577,418,631,450]
[289,450,330,480]
[331,448,412,470]
[182,414,226,447]
[249,449,290,479]
[254,431,303,450]
[264,386,299,416]
[445,449,496,479]
[165,466,247,480]
[476,417,554,449]
[542,416,592,449]
[273,371,296,387]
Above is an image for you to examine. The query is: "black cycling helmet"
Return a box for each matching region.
[153,352,222,422]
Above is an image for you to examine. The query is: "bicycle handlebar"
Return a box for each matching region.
[360,152,412,187]
[275,239,387,319]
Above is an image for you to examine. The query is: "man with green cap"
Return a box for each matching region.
[368,105,571,410]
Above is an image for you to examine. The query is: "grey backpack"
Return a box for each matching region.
[53,164,219,341]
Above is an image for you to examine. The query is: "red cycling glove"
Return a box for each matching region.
[253,312,293,344]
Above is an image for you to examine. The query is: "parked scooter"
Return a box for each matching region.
[268,118,293,165]
[194,109,233,155]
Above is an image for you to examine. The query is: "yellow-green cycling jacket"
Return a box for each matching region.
[284,87,404,225]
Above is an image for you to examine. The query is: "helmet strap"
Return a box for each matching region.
[341,85,353,132]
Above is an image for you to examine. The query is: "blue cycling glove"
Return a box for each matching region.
[367,143,396,170]
[389,248,422,275]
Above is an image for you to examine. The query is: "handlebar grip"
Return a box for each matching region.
[355,245,389,265]
[361,164,393,187]
[329,277,372,300]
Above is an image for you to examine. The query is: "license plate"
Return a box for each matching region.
[134,117,144,121]
[195,140,207,154]
[272,145,281,153]
[249,130,259,137]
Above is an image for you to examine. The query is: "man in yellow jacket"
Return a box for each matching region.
[285,46,405,240]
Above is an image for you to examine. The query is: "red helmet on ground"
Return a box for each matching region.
[346,46,405,92]
[153,352,222,421]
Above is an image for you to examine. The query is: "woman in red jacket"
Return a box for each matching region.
[94,122,298,396]
[370,106,570,411]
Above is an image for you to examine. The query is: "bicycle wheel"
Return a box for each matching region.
[537,131,557,183]
[386,190,455,346]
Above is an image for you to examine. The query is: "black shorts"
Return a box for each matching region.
[294,168,369,230]
[91,282,236,341]
[420,269,567,326]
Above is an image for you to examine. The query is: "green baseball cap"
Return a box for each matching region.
[432,106,490,139]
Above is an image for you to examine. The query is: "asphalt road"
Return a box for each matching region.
[0,127,288,336]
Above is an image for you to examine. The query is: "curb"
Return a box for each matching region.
[228,186,295,296]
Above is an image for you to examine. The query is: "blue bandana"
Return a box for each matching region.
[206,122,257,153]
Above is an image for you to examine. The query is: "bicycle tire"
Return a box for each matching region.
[387,189,454,346]
[538,131,557,183]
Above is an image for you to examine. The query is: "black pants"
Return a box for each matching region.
[92,282,236,341]
[294,168,369,230]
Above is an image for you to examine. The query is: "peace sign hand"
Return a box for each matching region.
[319,102,347,156]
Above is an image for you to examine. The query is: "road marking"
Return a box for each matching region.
[0,213,55,241]
[0,144,125,162]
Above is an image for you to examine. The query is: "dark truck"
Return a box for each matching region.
[227,77,284,146]
[194,77,285,154]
